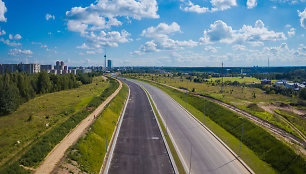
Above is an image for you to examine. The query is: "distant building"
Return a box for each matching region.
[274,80,287,86]
[261,80,271,85]
[107,59,112,70]
[0,63,40,74]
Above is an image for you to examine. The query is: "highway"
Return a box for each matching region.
[107,79,174,174]
[129,79,251,174]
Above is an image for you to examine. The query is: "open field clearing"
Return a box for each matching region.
[57,82,128,174]
[0,76,109,171]
[126,74,306,145]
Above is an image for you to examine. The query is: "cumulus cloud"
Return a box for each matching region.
[0,38,21,46]
[180,1,209,13]
[9,48,32,56]
[200,20,287,46]
[84,30,132,48]
[298,8,306,29]
[136,22,198,54]
[141,22,181,38]
[0,0,7,22]
[32,42,47,48]
[66,0,159,33]
[180,0,237,13]
[247,0,257,9]
[288,28,296,37]
[46,13,55,21]
[232,44,246,51]
[77,43,91,49]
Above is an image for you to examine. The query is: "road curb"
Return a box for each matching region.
[141,85,180,174]
[99,81,130,174]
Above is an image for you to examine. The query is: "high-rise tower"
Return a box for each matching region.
[104,54,107,70]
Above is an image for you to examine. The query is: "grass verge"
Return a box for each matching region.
[0,77,119,173]
[66,82,128,173]
[143,87,186,174]
[135,78,306,174]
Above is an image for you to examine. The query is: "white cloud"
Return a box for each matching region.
[200,20,287,45]
[0,27,5,35]
[285,24,291,28]
[0,38,21,46]
[141,22,181,38]
[9,49,32,56]
[84,30,132,48]
[247,0,257,9]
[136,22,198,54]
[66,0,159,33]
[77,43,91,49]
[9,34,12,40]
[180,0,237,13]
[232,44,246,51]
[298,8,306,29]
[288,28,296,37]
[180,1,209,14]
[0,0,7,22]
[211,0,237,11]
[204,46,219,53]
[46,13,55,21]
[14,34,22,40]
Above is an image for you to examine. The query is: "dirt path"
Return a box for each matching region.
[34,78,122,174]
[144,79,306,147]
[258,102,306,142]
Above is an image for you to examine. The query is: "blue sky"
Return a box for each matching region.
[0,0,305,67]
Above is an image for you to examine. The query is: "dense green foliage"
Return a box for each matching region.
[299,88,306,100]
[148,80,306,174]
[0,77,119,173]
[0,72,105,116]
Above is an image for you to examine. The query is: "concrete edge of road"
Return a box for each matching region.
[140,85,180,174]
[99,81,131,174]
[168,95,255,174]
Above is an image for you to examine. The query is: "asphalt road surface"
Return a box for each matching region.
[129,79,251,174]
[108,79,174,174]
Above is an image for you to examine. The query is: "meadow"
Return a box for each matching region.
[0,76,116,173]
[65,82,128,173]
[136,78,305,174]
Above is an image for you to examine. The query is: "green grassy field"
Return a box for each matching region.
[138,78,306,174]
[0,76,108,168]
[126,74,305,144]
[210,76,260,84]
[66,82,129,173]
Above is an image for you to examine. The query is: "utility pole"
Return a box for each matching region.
[221,61,224,94]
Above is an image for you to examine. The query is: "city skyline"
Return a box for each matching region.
[0,0,305,67]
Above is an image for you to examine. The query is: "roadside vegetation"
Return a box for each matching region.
[0,77,119,173]
[125,76,306,174]
[123,73,306,146]
[60,82,128,174]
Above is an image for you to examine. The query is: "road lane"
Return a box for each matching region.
[108,79,174,174]
[129,79,251,174]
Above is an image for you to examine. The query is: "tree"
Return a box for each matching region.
[299,88,306,100]
[37,72,51,94]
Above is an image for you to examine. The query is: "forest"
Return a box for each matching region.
[0,72,99,116]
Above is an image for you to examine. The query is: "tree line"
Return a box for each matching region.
[0,72,98,116]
